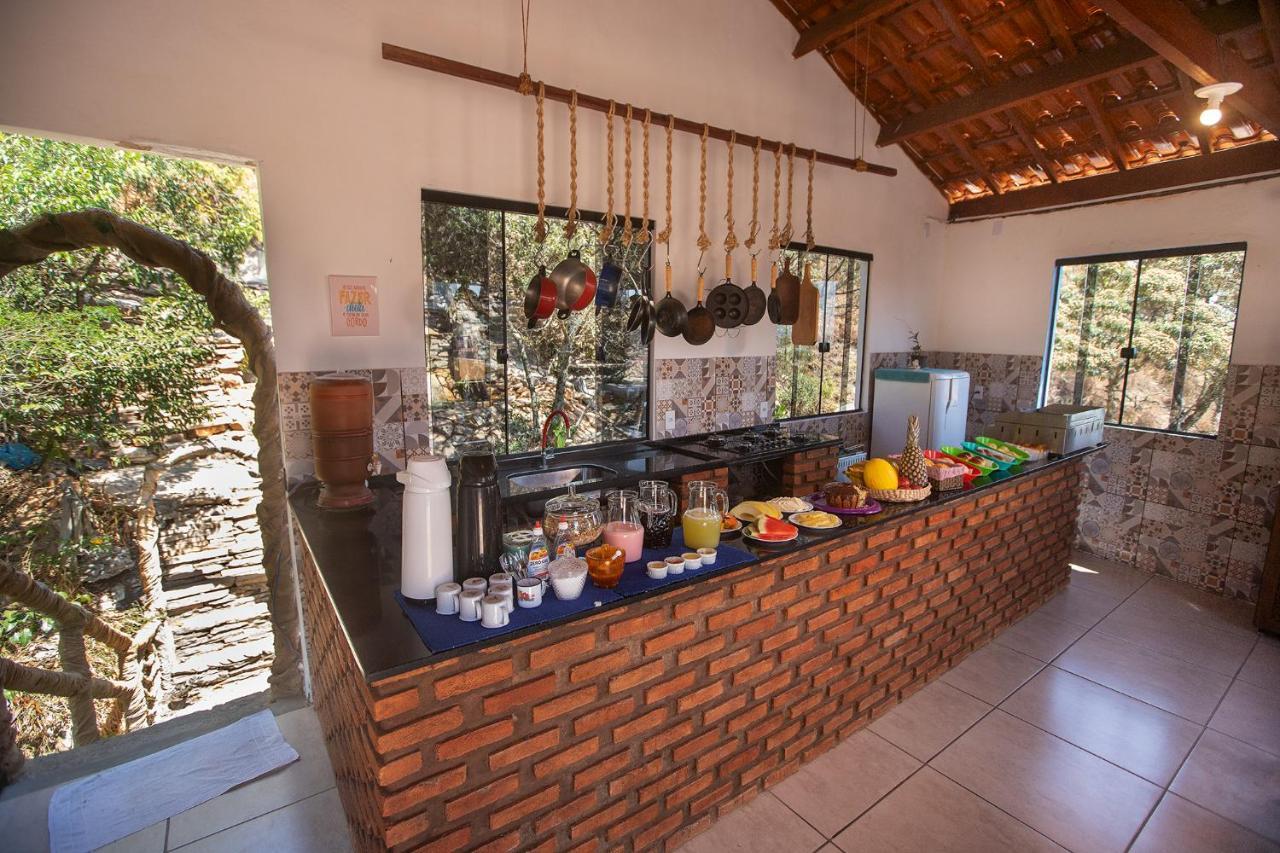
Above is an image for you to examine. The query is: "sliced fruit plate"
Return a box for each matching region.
[720,514,743,537]
[730,500,783,524]
[743,515,799,544]
[788,510,842,530]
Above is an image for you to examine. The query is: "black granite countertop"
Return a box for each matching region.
[291,445,1100,682]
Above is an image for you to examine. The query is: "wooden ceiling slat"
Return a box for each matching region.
[1094,0,1280,132]
[876,38,1157,147]
[948,139,1280,219]
[793,0,915,58]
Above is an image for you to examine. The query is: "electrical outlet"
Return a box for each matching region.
[664,410,675,431]
[758,402,771,422]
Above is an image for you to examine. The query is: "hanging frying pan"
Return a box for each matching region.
[595,253,623,311]
[707,253,746,329]
[775,256,801,324]
[742,255,767,326]
[654,260,687,337]
[683,272,715,345]
[523,264,556,322]
[550,249,597,318]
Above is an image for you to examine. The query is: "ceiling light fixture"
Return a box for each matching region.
[1194,81,1242,126]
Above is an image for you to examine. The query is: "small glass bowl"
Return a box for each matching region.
[585,544,625,589]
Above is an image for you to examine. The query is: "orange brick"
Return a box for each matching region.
[710,646,752,677]
[677,681,725,712]
[642,718,694,755]
[382,764,467,818]
[607,803,662,843]
[570,648,631,683]
[732,573,774,599]
[373,688,420,722]
[645,623,696,656]
[374,706,462,755]
[677,635,725,665]
[377,750,423,788]
[608,609,666,641]
[571,799,629,840]
[444,772,518,822]
[385,812,432,849]
[488,727,560,770]
[436,718,515,761]
[646,670,697,704]
[614,707,667,741]
[704,692,749,724]
[735,612,779,642]
[490,783,560,830]
[434,659,512,699]
[574,748,631,790]
[533,736,598,778]
[573,697,636,735]
[673,587,728,619]
[609,658,665,692]
[707,602,754,631]
[483,673,557,716]
[532,684,598,724]
[529,632,595,669]
[781,556,821,579]
[534,792,598,837]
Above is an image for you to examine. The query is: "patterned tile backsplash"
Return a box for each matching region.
[277,353,1277,602]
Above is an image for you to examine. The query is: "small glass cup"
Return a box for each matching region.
[585,544,625,589]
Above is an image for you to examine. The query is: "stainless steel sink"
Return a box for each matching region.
[506,464,615,493]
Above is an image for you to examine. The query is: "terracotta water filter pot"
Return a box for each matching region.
[309,373,375,508]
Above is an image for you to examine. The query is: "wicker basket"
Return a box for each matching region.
[866,483,932,503]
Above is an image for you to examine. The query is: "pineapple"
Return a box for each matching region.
[899,415,928,487]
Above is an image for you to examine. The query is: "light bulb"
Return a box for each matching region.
[1200,106,1222,126]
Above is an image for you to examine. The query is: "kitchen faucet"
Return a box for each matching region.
[540,409,570,467]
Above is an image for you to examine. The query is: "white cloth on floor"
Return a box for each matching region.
[48,708,299,853]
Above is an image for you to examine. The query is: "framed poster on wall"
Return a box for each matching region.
[328,275,380,336]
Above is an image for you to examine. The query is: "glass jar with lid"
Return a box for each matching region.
[542,485,603,550]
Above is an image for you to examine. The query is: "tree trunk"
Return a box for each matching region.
[0,209,301,697]
[0,678,23,788]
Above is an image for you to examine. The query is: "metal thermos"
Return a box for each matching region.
[455,440,502,581]
[396,454,454,600]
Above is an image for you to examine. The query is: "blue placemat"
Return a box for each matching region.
[610,529,758,597]
[395,585,623,653]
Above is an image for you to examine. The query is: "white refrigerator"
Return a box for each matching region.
[870,368,970,458]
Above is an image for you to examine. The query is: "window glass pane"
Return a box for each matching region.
[1045,260,1138,421]
[1125,251,1242,433]
[423,202,506,456]
[818,256,862,413]
[424,196,650,459]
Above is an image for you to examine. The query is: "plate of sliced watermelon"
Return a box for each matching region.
[743,515,799,545]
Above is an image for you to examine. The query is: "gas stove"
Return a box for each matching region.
[668,426,836,459]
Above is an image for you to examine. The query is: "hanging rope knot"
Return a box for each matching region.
[639,109,652,244]
[533,81,547,243]
[697,124,711,253]
[769,141,782,251]
[805,149,816,251]
[657,115,674,245]
[516,72,534,96]
[746,137,761,250]
[782,143,796,247]
[564,89,579,238]
[601,100,617,244]
[723,131,738,253]
[622,104,634,246]
[517,0,535,95]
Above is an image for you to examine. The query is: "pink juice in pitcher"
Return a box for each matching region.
[603,521,644,563]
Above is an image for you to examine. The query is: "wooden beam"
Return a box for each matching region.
[1078,86,1130,169]
[948,140,1280,219]
[381,43,897,177]
[947,127,1003,193]
[1094,0,1280,131]
[793,0,913,58]
[1260,0,1280,66]
[877,38,1157,146]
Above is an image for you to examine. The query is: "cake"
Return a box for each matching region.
[824,481,868,509]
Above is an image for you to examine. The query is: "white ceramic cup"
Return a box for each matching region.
[434,582,462,615]
[489,580,515,614]
[697,548,717,566]
[516,577,544,608]
[683,552,702,571]
[462,577,488,595]
[458,589,484,622]
[664,555,685,575]
[646,560,668,579]
[489,572,513,586]
[480,594,509,628]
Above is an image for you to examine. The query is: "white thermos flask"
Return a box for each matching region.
[396,454,454,600]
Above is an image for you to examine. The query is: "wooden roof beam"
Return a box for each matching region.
[793,0,914,58]
[949,139,1280,219]
[1078,87,1130,170]
[876,38,1157,147]
[1094,0,1280,132]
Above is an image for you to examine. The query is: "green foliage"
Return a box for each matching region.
[775,250,863,420]
[0,132,264,454]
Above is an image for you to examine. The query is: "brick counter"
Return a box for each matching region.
[298,459,1084,851]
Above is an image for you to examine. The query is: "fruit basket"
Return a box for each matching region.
[865,483,932,503]
[923,450,969,490]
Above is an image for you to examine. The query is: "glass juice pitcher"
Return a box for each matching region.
[638,480,677,548]
[683,480,728,550]
[603,489,644,563]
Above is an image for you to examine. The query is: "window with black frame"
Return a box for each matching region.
[1044,243,1246,436]
[774,244,870,420]
[421,190,651,459]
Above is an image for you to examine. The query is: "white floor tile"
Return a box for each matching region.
[1131,793,1279,853]
[868,681,990,762]
[1172,729,1280,842]
[940,644,1043,705]
[675,791,825,853]
[170,788,351,853]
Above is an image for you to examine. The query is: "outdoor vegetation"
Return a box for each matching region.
[0,132,267,759]
[422,197,649,458]
[1045,248,1244,435]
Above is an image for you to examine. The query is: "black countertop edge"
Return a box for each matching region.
[290,446,1102,684]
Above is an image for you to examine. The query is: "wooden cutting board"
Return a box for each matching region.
[792,262,820,346]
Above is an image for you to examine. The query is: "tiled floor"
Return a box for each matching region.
[0,706,352,853]
[678,553,1280,853]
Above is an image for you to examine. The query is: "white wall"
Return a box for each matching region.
[0,0,946,382]
[937,177,1280,365]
